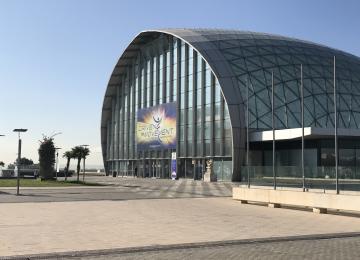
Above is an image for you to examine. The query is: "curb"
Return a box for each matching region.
[2,232,360,259]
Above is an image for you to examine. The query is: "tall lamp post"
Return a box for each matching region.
[80,144,89,182]
[50,132,62,180]
[0,135,4,177]
[55,147,61,180]
[13,128,27,196]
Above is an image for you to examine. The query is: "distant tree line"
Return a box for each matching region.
[62,146,90,181]
[1,135,90,182]
[6,157,35,169]
[37,135,90,181]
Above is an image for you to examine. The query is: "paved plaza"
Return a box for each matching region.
[0,177,233,203]
[1,176,360,259]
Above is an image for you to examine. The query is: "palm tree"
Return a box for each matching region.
[71,146,90,182]
[62,151,74,181]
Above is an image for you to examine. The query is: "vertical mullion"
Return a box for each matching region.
[125,72,129,160]
[210,74,215,157]
[138,57,142,110]
[121,76,125,159]
[184,44,189,157]
[111,96,116,161]
[162,49,166,104]
[127,67,131,159]
[201,59,205,158]
[132,62,136,159]
[156,52,160,105]
[116,81,120,162]
[169,37,174,102]
[176,39,181,159]
[149,57,154,107]
[107,120,111,161]
[220,90,225,156]
[143,59,147,107]
[192,50,196,157]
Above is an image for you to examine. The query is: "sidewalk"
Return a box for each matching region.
[1,197,360,257]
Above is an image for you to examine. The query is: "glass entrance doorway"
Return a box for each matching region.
[178,158,205,179]
[144,159,170,179]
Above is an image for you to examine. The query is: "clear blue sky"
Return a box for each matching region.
[0,0,359,168]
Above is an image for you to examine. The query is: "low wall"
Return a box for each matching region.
[233,187,360,213]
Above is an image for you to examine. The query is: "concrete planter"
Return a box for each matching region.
[233,187,360,213]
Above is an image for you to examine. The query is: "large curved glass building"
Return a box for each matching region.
[101,29,360,182]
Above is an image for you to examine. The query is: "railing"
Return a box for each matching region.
[241,166,360,193]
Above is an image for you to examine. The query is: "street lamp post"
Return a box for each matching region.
[55,147,61,180]
[80,145,89,182]
[0,135,4,177]
[49,132,62,180]
[13,129,27,196]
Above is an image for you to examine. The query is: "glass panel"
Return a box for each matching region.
[205,139,211,155]
[222,160,232,181]
[196,141,202,155]
[205,87,211,104]
[215,80,221,102]
[214,102,221,120]
[188,91,193,108]
[204,122,211,139]
[186,125,192,141]
[321,148,335,166]
[224,138,232,156]
[205,67,211,87]
[214,139,222,155]
[224,119,231,137]
[179,126,184,141]
[213,160,222,181]
[339,149,355,166]
[196,125,202,139]
[180,92,185,109]
[187,108,193,124]
[214,120,221,138]
[189,75,193,92]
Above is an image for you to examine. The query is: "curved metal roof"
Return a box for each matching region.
[101,28,360,127]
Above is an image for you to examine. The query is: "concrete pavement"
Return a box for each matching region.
[2,197,360,257]
[72,235,360,260]
[1,176,360,259]
[6,234,359,260]
[0,178,233,203]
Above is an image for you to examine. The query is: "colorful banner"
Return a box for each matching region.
[171,152,177,180]
[136,102,177,151]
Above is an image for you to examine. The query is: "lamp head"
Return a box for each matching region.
[13,129,28,133]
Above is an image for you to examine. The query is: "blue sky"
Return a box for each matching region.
[0,0,359,168]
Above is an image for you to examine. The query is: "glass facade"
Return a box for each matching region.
[104,35,232,180]
[102,29,360,185]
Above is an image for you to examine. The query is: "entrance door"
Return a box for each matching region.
[151,161,155,178]
[155,160,161,178]
[163,160,170,179]
[196,160,204,180]
[145,160,150,178]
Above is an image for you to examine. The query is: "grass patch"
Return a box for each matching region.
[0,178,106,187]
